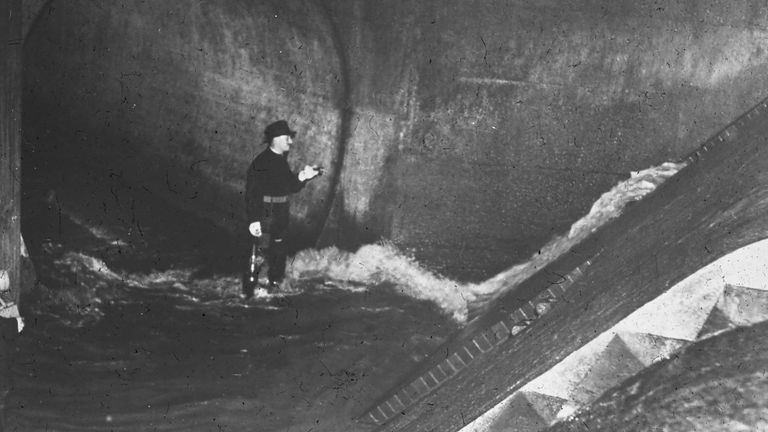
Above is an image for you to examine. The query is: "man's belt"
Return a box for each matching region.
[263,195,288,203]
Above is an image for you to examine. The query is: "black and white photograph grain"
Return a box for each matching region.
[2,1,768,431]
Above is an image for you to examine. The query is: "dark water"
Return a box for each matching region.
[11,165,457,431]
[10,153,685,431]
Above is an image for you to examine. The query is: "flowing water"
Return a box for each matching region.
[7,160,684,431]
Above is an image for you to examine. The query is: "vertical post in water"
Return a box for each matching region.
[1,0,22,427]
[1,0,22,303]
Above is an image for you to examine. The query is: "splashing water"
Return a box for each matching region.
[284,161,687,323]
[468,161,687,305]
[33,251,130,327]
[32,249,244,327]
[287,242,471,321]
[34,161,686,326]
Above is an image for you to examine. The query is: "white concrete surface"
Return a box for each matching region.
[459,238,768,432]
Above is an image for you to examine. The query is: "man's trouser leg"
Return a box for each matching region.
[267,236,287,285]
[265,202,289,286]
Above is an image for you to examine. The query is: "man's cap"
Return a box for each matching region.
[263,120,296,143]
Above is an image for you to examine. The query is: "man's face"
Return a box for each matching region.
[271,134,293,154]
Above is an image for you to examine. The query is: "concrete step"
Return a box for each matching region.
[484,392,548,432]
[465,391,567,432]
[617,331,690,367]
[695,284,768,340]
[523,391,567,425]
[719,284,768,326]
[569,335,647,405]
[519,331,616,403]
[549,283,768,422]
[460,238,768,432]
[613,262,725,341]
[696,303,738,340]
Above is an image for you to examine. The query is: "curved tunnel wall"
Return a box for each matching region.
[327,0,768,280]
[23,0,344,244]
[22,0,768,281]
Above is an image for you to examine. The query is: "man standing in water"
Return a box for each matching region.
[243,120,322,299]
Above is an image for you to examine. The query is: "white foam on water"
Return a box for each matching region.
[284,161,686,323]
[287,242,473,322]
[37,161,685,326]
[33,251,129,327]
[469,161,686,303]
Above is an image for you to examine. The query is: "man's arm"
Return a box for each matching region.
[245,163,265,224]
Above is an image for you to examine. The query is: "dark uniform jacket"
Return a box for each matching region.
[245,148,306,224]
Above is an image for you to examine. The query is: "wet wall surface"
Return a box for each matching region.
[21,1,768,281]
[23,0,343,250]
[380,0,768,279]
